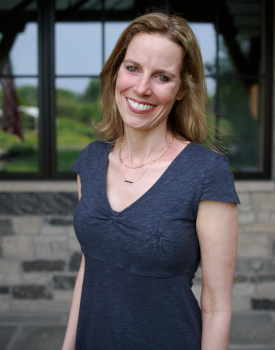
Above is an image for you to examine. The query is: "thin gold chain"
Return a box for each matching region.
[119,136,174,169]
[121,162,154,184]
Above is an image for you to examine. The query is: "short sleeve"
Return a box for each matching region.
[71,147,86,176]
[200,154,240,204]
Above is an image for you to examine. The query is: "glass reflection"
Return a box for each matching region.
[10,23,38,75]
[190,23,216,75]
[0,78,39,172]
[56,78,100,171]
[219,77,263,172]
[218,32,262,76]
[55,23,102,75]
[105,22,130,62]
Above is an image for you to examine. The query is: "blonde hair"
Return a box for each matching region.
[96,11,208,143]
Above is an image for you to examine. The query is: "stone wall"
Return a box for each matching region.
[0,181,275,314]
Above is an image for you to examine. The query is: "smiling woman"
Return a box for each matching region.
[63,11,240,350]
[115,33,185,131]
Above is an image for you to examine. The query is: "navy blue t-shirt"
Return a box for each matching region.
[71,140,240,350]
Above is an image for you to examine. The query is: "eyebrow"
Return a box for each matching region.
[123,59,177,79]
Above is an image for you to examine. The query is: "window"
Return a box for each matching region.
[0,0,273,179]
[0,1,38,175]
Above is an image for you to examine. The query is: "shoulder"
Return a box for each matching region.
[184,142,230,173]
[79,140,113,159]
[71,140,113,175]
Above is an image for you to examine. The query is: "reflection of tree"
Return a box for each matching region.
[56,79,101,126]
[206,38,261,171]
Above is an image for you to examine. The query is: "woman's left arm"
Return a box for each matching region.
[196,200,239,350]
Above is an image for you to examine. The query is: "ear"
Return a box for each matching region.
[176,86,187,101]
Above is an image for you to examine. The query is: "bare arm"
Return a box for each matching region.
[196,200,238,350]
[62,175,84,350]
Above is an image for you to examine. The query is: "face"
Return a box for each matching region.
[115,32,185,133]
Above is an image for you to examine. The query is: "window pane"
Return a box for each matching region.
[55,23,102,75]
[56,77,100,172]
[190,23,216,75]
[105,22,130,62]
[218,77,264,172]
[205,77,216,148]
[10,23,38,75]
[218,0,263,76]
[0,78,39,173]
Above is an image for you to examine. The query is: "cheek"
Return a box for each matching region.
[116,71,132,94]
[157,86,179,106]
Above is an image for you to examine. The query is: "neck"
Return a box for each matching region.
[120,125,172,166]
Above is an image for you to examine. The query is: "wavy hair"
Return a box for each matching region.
[95,11,208,144]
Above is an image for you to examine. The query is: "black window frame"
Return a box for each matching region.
[0,0,273,180]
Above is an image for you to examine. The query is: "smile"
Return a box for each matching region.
[126,97,156,112]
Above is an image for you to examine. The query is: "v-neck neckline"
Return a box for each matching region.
[104,141,195,216]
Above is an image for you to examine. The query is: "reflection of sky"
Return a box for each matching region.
[10,21,216,95]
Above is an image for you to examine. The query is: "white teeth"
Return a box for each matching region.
[127,98,155,111]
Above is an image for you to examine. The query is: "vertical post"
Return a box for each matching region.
[102,0,105,66]
[214,0,220,145]
[38,0,55,178]
[263,0,274,178]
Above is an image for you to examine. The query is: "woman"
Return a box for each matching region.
[62,12,240,350]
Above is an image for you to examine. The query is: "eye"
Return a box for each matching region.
[158,75,170,82]
[126,65,138,72]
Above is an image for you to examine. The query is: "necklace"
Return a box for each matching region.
[122,162,154,184]
[119,136,174,169]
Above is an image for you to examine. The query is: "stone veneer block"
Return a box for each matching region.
[238,234,269,258]
[69,252,82,271]
[191,285,202,306]
[232,283,256,297]
[11,299,72,313]
[49,218,73,226]
[34,242,53,259]
[257,212,270,222]
[0,259,22,284]
[0,295,10,312]
[251,275,275,283]
[22,260,65,272]
[251,298,275,310]
[40,224,71,236]
[53,290,74,301]
[52,275,76,290]
[256,282,275,298]
[12,285,53,299]
[2,236,34,260]
[0,219,14,236]
[0,286,9,294]
[69,237,81,251]
[13,216,41,235]
[52,239,69,260]
[237,193,251,205]
[232,296,251,311]
[0,193,78,215]
[22,272,52,285]
[251,193,275,212]
[230,313,275,343]
[238,211,256,225]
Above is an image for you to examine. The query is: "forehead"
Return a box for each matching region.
[125,33,183,71]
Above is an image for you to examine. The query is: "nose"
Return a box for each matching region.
[133,75,152,96]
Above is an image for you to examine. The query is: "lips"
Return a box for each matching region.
[126,97,157,114]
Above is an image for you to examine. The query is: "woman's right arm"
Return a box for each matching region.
[62,175,84,350]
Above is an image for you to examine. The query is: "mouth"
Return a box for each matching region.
[126,97,156,113]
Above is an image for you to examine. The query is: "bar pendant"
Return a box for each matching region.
[124,180,134,184]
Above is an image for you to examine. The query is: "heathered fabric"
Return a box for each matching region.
[71,140,240,350]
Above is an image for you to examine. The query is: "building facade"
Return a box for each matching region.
[0,0,275,346]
